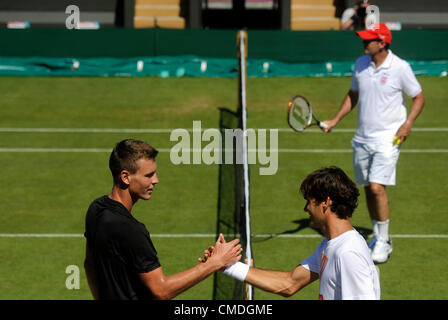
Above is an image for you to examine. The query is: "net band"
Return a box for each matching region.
[238,30,254,301]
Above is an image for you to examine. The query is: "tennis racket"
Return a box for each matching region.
[287,95,328,132]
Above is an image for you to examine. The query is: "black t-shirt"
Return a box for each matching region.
[84,196,161,300]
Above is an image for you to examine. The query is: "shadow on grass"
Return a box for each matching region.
[253,218,373,242]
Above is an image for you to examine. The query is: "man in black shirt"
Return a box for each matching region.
[84,139,242,300]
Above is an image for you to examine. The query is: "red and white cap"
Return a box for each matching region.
[356,23,392,44]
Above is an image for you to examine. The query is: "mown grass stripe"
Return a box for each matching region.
[0,127,447,133]
[0,233,446,239]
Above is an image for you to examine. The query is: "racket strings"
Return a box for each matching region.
[289,98,311,130]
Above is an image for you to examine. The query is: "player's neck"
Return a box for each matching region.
[325,216,354,240]
[372,49,389,69]
[109,186,135,212]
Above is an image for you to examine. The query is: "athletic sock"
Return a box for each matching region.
[376,219,390,241]
[371,219,379,238]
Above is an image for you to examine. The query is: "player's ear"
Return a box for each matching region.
[323,197,332,212]
[120,170,131,186]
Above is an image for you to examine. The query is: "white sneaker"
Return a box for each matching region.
[371,238,392,264]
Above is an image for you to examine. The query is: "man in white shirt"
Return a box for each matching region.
[322,23,425,264]
[203,167,380,300]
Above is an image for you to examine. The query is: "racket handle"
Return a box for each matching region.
[318,121,328,129]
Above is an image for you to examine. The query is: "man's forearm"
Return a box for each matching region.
[245,268,298,297]
[162,262,219,299]
[140,235,242,300]
[244,265,317,298]
[140,260,221,300]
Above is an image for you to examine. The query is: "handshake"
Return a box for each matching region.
[198,233,250,282]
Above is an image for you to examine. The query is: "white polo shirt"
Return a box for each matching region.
[350,50,422,143]
[301,230,380,300]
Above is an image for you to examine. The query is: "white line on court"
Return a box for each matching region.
[0,128,175,133]
[0,148,170,153]
[0,128,447,133]
[277,149,448,153]
[0,148,112,153]
[275,128,448,133]
[0,233,446,239]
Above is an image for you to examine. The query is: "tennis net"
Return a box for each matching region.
[213,30,253,300]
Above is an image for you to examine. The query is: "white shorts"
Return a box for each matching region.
[352,140,401,187]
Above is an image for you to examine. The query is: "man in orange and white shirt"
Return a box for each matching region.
[207,167,380,300]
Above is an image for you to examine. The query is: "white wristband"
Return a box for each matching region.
[223,262,249,282]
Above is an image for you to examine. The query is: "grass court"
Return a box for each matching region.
[0,76,446,300]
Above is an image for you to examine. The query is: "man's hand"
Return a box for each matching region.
[198,245,214,263]
[198,234,242,270]
[321,119,338,133]
[393,122,413,146]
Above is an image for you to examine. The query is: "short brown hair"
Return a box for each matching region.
[109,139,158,185]
[300,167,359,218]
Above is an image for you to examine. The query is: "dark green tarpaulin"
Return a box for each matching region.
[1,28,447,77]
[1,28,448,62]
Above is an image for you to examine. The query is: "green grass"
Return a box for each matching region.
[0,76,447,300]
